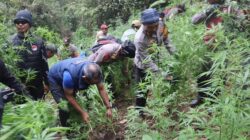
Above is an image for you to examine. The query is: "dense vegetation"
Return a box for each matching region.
[0,0,249,139]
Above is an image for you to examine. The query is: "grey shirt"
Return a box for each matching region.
[134,26,159,72]
[134,25,176,72]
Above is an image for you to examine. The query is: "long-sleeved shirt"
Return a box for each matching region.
[0,59,23,93]
[134,25,176,72]
[10,32,49,86]
[134,25,159,72]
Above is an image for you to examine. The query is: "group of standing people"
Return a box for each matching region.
[0,9,113,128]
[0,0,248,130]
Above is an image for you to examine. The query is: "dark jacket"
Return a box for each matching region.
[10,32,49,85]
[0,59,23,93]
[49,58,91,90]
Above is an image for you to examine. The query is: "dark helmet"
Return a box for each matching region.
[46,43,57,54]
[208,0,225,4]
[177,4,186,12]
[14,9,32,26]
[121,40,136,58]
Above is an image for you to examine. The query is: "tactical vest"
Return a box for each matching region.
[11,33,45,78]
[49,58,91,90]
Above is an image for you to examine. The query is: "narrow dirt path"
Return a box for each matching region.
[112,86,133,140]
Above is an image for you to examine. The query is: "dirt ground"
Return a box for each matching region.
[89,86,133,140]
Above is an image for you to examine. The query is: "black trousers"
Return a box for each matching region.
[48,75,71,127]
[134,66,147,108]
[21,77,44,100]
[0,109,3,128]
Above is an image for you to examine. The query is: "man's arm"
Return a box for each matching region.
[96,82,112,118]
[64,89,85,114]
[0,59,23,93]
[192,5,220,24]
[191,12,207,24]
[166,8,179,20]
[64,89,89,123]
[62,71,89,122]
[163,37,176,55]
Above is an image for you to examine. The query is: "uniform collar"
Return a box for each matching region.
[17,31,32,39]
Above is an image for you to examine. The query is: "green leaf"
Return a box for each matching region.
[142,134,153,140]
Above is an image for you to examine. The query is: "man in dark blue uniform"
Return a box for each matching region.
[48,58,112,127]
[0,59,26,127]
[9,9,49,100]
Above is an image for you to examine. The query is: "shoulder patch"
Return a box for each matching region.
[31,45,38,51]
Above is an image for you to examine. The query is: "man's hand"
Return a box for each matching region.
[64,89,89,124]
[81,111,89,123]
[106,108,112,119]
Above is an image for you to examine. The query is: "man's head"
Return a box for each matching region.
[177,4,186,13]
[14,9,32,33]
[63,37,71,46]
[141,8,160,35]
[159,12,165,19]
[100,24,108,35]
[120,40,136,58]
[46,43,57,58]
[131,20,141,30]
[82,63,103,84]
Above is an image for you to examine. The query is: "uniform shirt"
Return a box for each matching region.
[88,43,121,64]
[95,31,115,44]
[134,25,176,72]
[191,4,225,28]
[10,32,49,85]
[134,25,159,72]
[191,4,235,44]
[157,19,175,55]
[0,59,23,93]
[62,71,74,89]
[48,58,93,90]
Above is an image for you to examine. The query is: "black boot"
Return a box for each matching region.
[190,94,204,108]
[59,109,70,127]
[0,109,3,128]
[135,97,146,117]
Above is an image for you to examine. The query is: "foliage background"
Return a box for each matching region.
[0,0,249,139]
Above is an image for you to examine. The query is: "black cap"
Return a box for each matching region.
[14,9,32,26]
